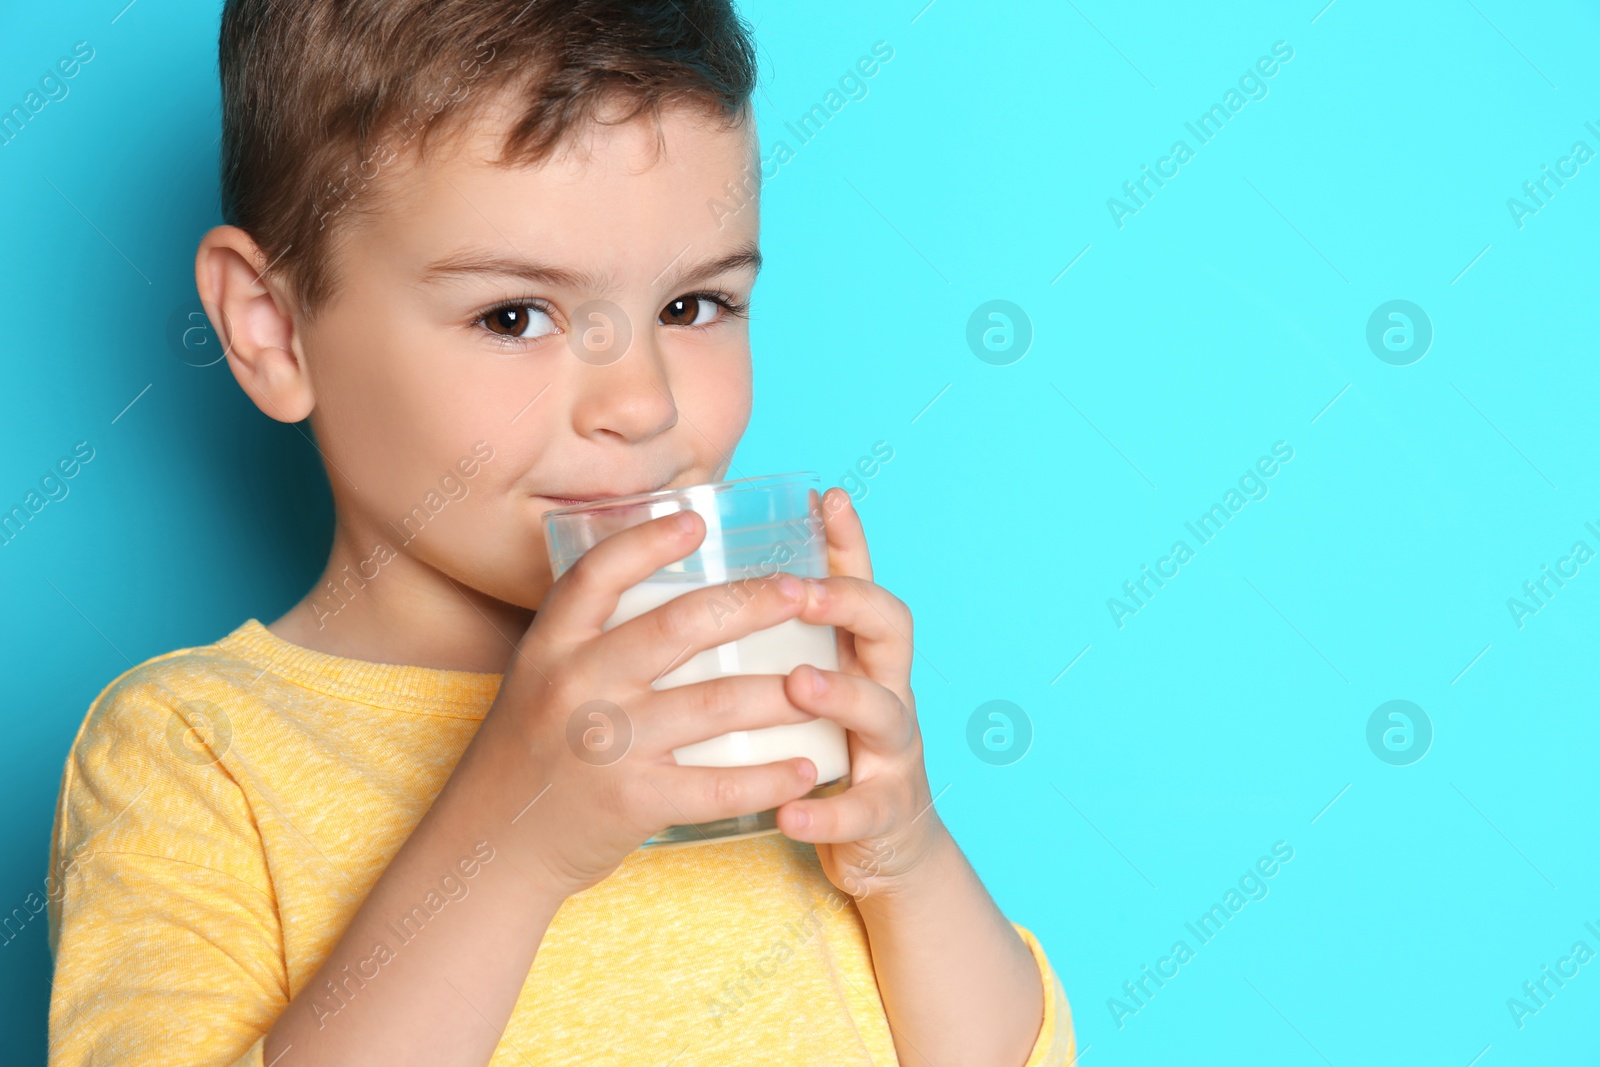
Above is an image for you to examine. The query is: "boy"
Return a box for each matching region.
[45,1,1075,1063]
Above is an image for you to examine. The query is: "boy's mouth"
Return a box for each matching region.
[539,483,672,508]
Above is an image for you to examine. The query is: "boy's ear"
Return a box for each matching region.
[194,225,314,424]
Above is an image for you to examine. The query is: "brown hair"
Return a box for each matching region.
[217,0,758,322]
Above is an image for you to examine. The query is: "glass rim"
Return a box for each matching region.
[541,470,821,520]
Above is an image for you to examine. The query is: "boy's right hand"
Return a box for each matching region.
[481,510,821,898]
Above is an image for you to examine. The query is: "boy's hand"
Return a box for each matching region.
[774,488,945,901]
[484,510,823,899]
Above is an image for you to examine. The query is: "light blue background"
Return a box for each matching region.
[3,0,1598,1063]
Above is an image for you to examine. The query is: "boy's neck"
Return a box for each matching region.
[267,521,534,674]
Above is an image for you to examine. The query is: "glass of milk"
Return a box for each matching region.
[543,472,851,848]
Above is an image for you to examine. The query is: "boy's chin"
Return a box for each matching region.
[476,577,551,616]
[503,573,560,616]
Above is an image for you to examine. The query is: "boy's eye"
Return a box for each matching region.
[482,304,558,340]
[660,295,719,327]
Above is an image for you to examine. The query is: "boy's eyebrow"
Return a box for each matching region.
[417,244,762,291]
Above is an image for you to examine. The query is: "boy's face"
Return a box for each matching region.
[290,96,759,615]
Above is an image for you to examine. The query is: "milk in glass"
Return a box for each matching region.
[605,578,850,784]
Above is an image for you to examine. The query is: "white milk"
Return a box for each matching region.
[605,578,850,784]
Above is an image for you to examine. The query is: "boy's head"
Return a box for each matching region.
[197,0,765,632]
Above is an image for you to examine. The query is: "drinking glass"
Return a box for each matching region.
[544,472,851,847]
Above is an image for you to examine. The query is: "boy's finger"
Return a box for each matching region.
[820,487,873,582]
[593,568,809,684]
[539,511,705,640]
[797,576,913,692]
[777,775,898,844]
[644,673,818,753]
[784,666,911,755]
[649,757,819,828]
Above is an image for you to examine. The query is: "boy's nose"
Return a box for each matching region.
[568,319,679,443]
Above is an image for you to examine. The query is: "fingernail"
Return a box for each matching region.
[776,574,802,600]
[798,758,816,780]
[791,807,811,830]
[808,665,828,694]
[675,512,696,532]
[807,578,827,603]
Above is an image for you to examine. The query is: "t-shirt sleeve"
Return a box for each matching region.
[1012,922,1076,1067]
[46,665,288,1066]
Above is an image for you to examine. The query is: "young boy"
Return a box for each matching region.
[45,1,1075,1063]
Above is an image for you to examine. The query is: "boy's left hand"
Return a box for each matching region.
[776,487,946,900]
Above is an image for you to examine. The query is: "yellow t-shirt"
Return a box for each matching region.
[47,619,1075,1066]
